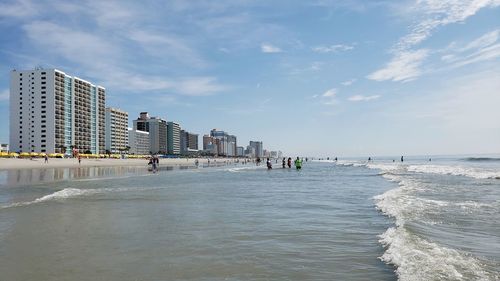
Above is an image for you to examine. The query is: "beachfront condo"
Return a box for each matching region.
[167,121,181,155]
[9,68,105,154]
[133,112,167,154]
[128,128,150,155]
[105,107,129,154]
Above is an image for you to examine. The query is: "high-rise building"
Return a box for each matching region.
[180,130,187,154]
[249,141,263,158]
[133,112,167,154]
[187,132,198,150]
[167,121,181,155]
[128,128,149,155]
[227,135,237,157]
[203,135,218,155]
[236,146,244,157]
[9,68,105,154]
[210,129,227,156]
[105,107,128,153]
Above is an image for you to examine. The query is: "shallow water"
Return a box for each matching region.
[0,158,498,280]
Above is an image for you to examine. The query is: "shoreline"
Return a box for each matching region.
[0,157,248,171]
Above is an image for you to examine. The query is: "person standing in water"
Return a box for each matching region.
[287,157,292,168]
[294,157,302,170]
[282,158,286,168]
[266,158,272,169]
[401,156,404,162]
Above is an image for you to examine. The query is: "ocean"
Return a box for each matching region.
[0,156,499,280]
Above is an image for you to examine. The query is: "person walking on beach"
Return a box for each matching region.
[294,157,302,170]
[401,156,404,162]
[266,158,272,169]
[78,155,81,165]
[287,157,292,168]
[44,154,48,163]
[282,157,286,168]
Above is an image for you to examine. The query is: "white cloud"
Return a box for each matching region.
[367,49,429,82]
[175,77,227,96]
[322,88,337,97]
[261,43,282,53]
[312,44,354,53]
[370,1,500,83]
[0,0,38,19]
[0,89,9,101]
[396,0,500,51]
[341,78,356,86]
[321,88,338,105]
[348,94,380,102]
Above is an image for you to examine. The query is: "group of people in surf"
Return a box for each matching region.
[265,157,303,170]
[148,155,160,173]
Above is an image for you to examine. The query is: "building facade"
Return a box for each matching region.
[187,132,198,150]
[167,121,181,155]
[9,68,105,154]
[105,107,128,153]
[202,135,218,155]
[133,112,167,154]
[249,141,263,158]
[128,128,149,155]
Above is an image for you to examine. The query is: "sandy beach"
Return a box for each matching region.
[0,157,240,170]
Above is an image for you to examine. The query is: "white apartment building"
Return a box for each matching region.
[105,107,129,153]
[128,128,150,155]
[167,121,181,155]
[9,68,105,154]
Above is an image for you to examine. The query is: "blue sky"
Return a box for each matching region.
[0,0,499,157]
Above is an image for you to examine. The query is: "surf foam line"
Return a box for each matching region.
[407,164,500,179]
[0,186,163,210]
[379,226,494,281]
[374,174,499,280]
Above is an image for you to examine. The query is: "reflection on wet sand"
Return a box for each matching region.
[0,165,196,187]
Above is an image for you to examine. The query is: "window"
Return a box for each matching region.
[41,72,46,75]
[41,115,46,118]
[41,125,46,127]
[20,83,22,85]
[41,120,46,123]
[41,135,46,138]
[19,131,22,134]
[19,102,22,105]
[41,82,46,85]
[42,86,46,89]
[31,82,34,84]
[41,101,46,104]
[41,96,46,99]
[41,130,46,133]
[41,77,46,80]
[41,111,46,113]
[41,140,46,143]
[41,91,46,94]
[19,88,22,91]
[19,107,22,110]
[41,105,46,109]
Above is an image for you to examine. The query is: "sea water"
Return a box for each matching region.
[0,157,498,280]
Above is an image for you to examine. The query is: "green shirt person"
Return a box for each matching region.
[294,157,302,170]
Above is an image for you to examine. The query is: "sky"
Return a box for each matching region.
[0,0,499,157]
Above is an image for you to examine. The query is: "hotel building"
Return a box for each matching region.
[9,68,105,154]
[105,107,128,153]
[128,128,150,155]
[133,112,167,154]
[167,121,181,155]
